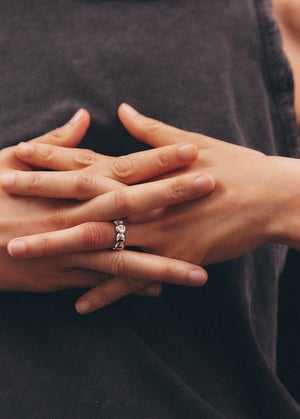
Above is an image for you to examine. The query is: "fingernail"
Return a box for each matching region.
[17,142,34,157]
[122,103,139,116]
[178,144,198,160]
[8,240,27,257]
[0,173,16,188]
[69,109,83,125]
[76,300,91,314]
[188,270,207,286]
[194,175,214,193]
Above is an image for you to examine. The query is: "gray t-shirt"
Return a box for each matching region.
[0,0,299,417]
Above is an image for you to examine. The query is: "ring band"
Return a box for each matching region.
[112,220,126,250]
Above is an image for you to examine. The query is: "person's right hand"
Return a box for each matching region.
[0,109,101,292]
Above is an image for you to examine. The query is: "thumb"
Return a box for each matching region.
[31,108,91,147]
[118,103,191,148]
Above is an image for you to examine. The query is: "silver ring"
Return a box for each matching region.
[112,220,126,250]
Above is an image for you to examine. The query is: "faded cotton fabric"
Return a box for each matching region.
[0,0,299,418]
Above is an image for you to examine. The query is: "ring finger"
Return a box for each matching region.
[8,221,129,258]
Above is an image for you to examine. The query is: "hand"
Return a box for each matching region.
[0,109,105,292]
[116,104,300,257]
[0,109,215,310]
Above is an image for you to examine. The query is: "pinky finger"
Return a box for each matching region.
[75,277,162,314]
[75,276,149,314]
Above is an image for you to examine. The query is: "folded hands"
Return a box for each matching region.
[1,104,299,313]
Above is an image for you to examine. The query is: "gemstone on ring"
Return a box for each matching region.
[112,220,126,250]
[116,224,126,234]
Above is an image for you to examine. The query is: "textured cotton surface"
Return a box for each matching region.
[0,1,299,418]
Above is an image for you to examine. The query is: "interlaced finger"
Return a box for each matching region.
[16,142,110,171]
[69,249,208,288]
[67,172,214,224]
[71,251,207,314]
[75,276,153,314]
[10,142,200,197]
[0,169,121,199]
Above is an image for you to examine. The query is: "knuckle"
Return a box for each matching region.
[38,236,53,255]
[110,252,128,275]
[152,284,163,297]
[81,223,107,249]
[74,149,97,166]
[27,173,42,190]
[143,283,162,297]
[47,211,68,230]
[73,173,96,195]
[47,127,65,142]
[39,146,55,162]
[114,188,131,213]
[143,120,162,141]
[112,156,134,180]
[158,264,174,282]
[157,149,171,168]
[168,179,187,201]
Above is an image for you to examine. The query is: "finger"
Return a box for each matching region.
[72,251,208,286]
[6,173,214,259]
[105,143,199,184]
[75,276,151,314]
[16,142,110,171]
[0,171,214,219]
[2,144,200,199]
[118,103,203,148]
[8,222,116,258]
[0,169,121,199]
[12,142,199,191]
[67,172,215,224]
[72,250,207,314]
[75,277,163,314]
[15,172,214,233]
[28,108,90,148]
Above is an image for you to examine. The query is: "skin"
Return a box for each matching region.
[4,104,300,313]
[0,111,103,293]
[0,109,215,300]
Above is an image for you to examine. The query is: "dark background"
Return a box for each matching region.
[278,248,300,404]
